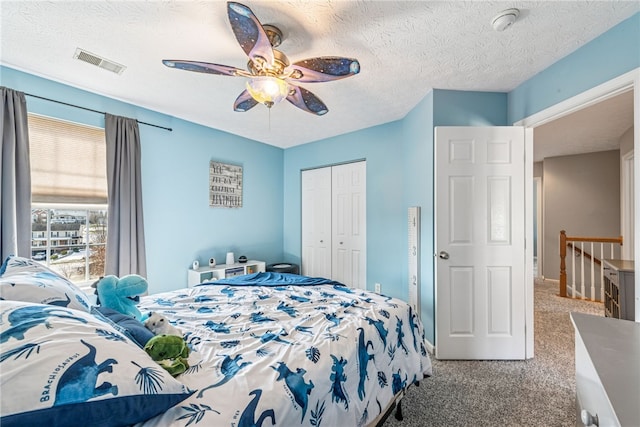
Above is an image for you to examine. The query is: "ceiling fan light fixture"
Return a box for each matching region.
[246,76,289,107]
[262,24,283,48]
[163,2,359,115]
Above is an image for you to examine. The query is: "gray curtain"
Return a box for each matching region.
[0,87,31,261]
[105,113,147,277]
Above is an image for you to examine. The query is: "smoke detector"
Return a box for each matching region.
[492,8,520,32]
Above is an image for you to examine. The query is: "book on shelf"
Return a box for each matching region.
[225,266,245,277]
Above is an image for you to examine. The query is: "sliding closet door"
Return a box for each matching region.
[301,161,367,288]
[332,161,366,289]
[301,167,332,278]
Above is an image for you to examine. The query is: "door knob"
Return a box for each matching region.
[580,410,598,426]
[438,251,449,260]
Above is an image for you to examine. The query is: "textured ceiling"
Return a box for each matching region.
[534,90,635,162]
[0,1,638,151]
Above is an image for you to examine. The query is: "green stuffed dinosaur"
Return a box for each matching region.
[144,334,190,377]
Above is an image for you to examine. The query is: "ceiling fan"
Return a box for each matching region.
[162,1,360,116]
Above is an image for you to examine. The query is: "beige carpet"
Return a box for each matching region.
[383,279,603,427]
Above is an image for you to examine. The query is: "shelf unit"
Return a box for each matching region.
[187,260,266,287]
[602,259,635,321]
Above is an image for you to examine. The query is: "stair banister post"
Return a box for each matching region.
[560,230,567,298]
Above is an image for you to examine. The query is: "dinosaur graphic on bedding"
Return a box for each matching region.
[237,389,275,427]
[197,354,251,398]
[54,339,118,405]
[272,361,314,421]
[133,273,432,427]
[329,354,349,409]
[356,327,375,400]
[47,293,71,307]
[0,305,87,343]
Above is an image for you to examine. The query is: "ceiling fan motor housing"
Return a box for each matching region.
[248,49,290,76]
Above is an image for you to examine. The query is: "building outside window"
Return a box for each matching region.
[31,207,107,286]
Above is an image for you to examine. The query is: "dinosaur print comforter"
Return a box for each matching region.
[136,272,432,427]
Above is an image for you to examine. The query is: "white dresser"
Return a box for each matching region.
[571,312,640,426]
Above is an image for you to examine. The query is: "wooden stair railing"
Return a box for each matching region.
[559,230,623,299]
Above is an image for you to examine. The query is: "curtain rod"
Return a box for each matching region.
[24,92,173,132]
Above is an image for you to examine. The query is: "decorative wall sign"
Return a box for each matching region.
[209,161,243,208]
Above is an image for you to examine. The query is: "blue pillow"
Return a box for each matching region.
[92,306,154,348]
[0,300,192,427]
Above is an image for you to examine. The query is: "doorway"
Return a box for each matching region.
[534,176,542,279]
[517,68,638,322]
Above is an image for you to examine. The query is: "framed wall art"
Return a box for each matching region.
[209,160,243,208]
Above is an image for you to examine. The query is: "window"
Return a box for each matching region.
[31,207,107,286]
[28,114,108,288]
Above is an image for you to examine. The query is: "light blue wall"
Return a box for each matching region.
[509,13,640,123]
[282,121,407,298]
[2,11,636,340]
[1,66,284,294]
[401,91,435,340]
[433,90,508,127]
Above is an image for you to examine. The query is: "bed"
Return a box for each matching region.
[0,255,432,427]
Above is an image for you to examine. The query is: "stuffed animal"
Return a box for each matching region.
[95,274,148,321]
[144,312,182,337]
[144,334,190,377]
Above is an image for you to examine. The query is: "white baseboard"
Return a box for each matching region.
[425,339,435,355]
[538,277,588,298]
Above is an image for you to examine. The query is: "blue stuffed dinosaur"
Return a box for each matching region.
[95,274,148,320]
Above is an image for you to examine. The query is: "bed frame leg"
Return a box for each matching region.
[395,400,403,421]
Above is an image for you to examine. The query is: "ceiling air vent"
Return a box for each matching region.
[73,48,126,75]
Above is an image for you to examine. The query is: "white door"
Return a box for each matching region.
[435,126,527,360]
[332,162,367,289]
[301,167,332,278]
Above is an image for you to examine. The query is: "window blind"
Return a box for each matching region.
[28,114,107,204]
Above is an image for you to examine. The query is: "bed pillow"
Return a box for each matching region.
[0,255,92,312]
[0,300,193,427]
[92,306,155,348]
